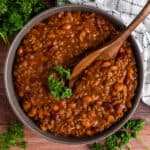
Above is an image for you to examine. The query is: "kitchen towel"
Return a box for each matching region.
[58,0,150,105]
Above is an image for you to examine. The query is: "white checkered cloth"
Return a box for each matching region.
[58,0,150,105]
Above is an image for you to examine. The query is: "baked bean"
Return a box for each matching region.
[66,11,73,21]
[83,96,93,104]
[124,77,130,85]
[38,109,44,119]
[79,30,86,42]
[111,65,118,70]
[59,100,66,109]
[102,102,112,111]
[114,103,125,115]
[84,27,90,33]
[126,47,132,55]
[18,91,24,97]
[107,115,114,123]
[68,102,76,109]
[62,24,72,30]
[93,120,98,126]
[58,12,64,18]
[43,109,50,116]
[23,101,31,112]
[17,47,23,56]
[81,119,91,128]
[40,124,47,131]
[47,124,52,130]
[114,83,124,92]
[86,129,94,136]
[88,111,96,117]
[126,101,132,108]
[28,108,37,117]
[52,104,59,111]
[101,61,111,67]
[21,60,28,67]
[128,67,135,80]
[43,118,49,125]
[103,25,109,31]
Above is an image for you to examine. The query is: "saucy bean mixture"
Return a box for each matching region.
[13,11,137,136]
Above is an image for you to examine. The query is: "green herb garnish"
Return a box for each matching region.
[0,0,46,44]
[55,65,71,80]
[91,142,104,150]
[90,119,148,150]
[0,121,27,150]
[123,119,145,138]
[105,134,118,150]
[48,66,72,99]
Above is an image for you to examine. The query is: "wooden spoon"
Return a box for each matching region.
[69,1,150,87]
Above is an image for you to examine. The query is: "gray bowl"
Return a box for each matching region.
[4,4,144,145]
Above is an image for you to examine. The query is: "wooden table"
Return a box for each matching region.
[0,36,150,150]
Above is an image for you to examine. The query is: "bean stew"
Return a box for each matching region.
[13,11,137,137]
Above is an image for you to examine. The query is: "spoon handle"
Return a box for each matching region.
[119,0,150,41]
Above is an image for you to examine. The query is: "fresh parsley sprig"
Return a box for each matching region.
[55,65,71,80]
[90,119,148,150]
[0,0,46,44]
[48,65,72,99]
[0,121,27,150]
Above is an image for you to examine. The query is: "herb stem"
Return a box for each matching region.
[0,32,9,45]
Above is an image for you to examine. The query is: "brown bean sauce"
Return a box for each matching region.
[13,11,137,137]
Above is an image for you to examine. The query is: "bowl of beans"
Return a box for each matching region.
[4,4,144,144]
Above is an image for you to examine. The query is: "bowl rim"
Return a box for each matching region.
[4,4,144,145]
